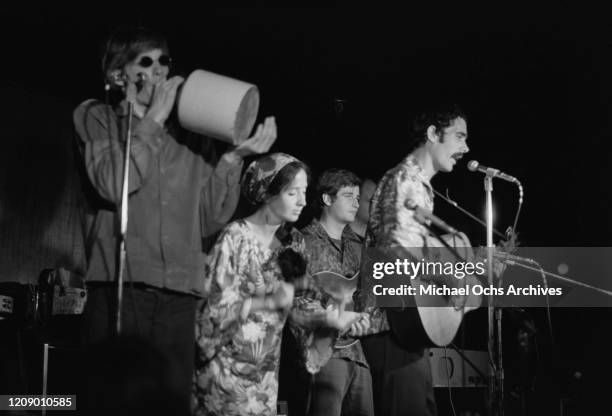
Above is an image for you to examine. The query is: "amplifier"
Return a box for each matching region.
[429,348,487,388]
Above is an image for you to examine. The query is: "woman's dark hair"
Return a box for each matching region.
[277,246,307,283]
[266,160,310,281]
[265,160,310,200]
[101,26,169,87]
[265,160,310,247]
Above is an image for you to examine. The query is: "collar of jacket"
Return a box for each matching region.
[303,218,362,246]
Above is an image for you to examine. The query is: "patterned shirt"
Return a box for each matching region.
[292,219,368,370]
[366,154,434,249]
[359,154,434,330]
[194,220,306,416]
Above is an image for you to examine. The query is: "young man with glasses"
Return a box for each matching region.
[73,26,277,414]
[287,168,374,416]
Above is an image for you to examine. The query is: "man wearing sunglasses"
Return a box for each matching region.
[73,26,277,415]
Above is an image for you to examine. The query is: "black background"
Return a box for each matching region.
[3,4,611,244]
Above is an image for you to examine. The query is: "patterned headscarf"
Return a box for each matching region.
[241,153,300,205]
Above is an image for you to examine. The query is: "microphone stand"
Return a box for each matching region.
[498,256,612,298]
[449,342,489,383]
[116,85,136,335]
[484,174,504,416]
[437,174,525,415]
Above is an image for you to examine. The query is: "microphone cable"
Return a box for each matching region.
[509,180,524,245]
[443,346,458,416]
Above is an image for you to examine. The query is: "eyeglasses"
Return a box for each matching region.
[136,55,172,68]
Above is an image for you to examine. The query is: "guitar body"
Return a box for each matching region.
[396,233,483,347]
[411,274,482,346]
[312,270,360,349]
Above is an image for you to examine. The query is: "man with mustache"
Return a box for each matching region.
[358,104,470,416]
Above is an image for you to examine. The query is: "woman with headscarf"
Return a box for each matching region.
[193,153,310,416]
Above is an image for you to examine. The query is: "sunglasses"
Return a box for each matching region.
[136,55,172,68]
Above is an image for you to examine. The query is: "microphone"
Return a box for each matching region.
[407,203,460,235]
[467,160,519,184]
[492,251,536,264]
[105,72,128,91]
[104,73,146,91]
[135,72,146,88]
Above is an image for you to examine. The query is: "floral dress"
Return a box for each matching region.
[193,220,305,416]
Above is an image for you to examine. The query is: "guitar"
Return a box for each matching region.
[387,229,517,348]
[312,270,362,349]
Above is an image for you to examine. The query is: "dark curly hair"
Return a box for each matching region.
[264,161,310,281]
[408,103,467,153]
[311,168,361,218]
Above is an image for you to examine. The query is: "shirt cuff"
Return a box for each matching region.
[217,152,244,185]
